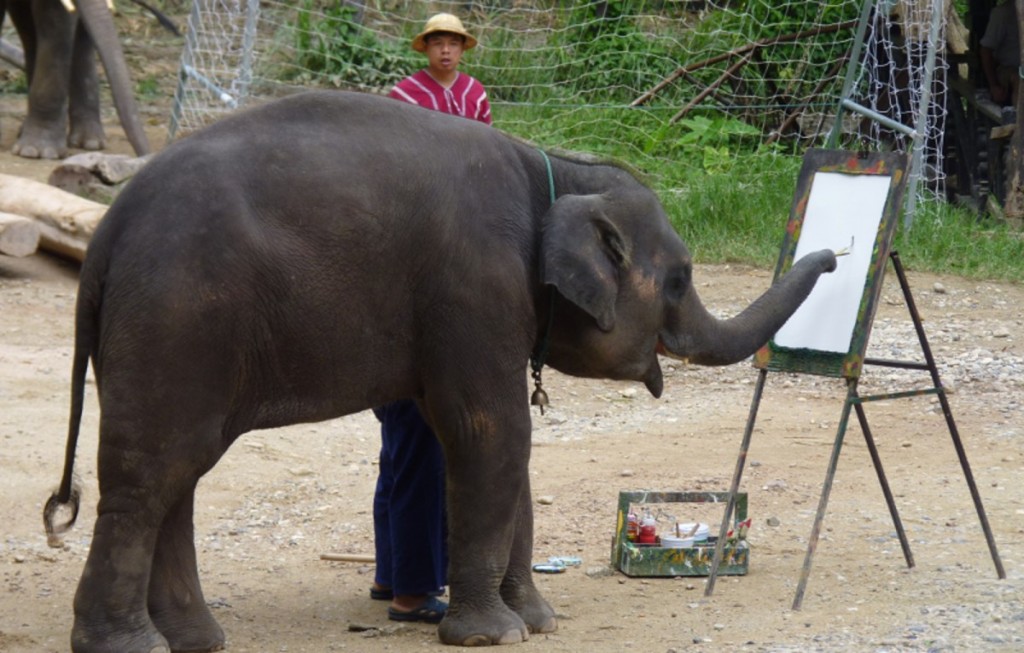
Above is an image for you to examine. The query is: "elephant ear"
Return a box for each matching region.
[540,194,630,332]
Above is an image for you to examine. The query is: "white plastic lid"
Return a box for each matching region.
[675,522,711,541]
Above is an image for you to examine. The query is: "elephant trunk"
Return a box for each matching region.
[75,0,151,156]
[663,249,837,366]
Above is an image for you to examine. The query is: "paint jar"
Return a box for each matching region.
[637,512,657,544]
[675,522,711,543]
[626,512,639,542]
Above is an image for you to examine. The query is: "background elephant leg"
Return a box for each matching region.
[12,0,73,159]
[148,485,225,653]
[67,19,104,151]
[7,1,36,82]
[500,477,557,634]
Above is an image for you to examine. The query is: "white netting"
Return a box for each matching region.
[168,1,952,203]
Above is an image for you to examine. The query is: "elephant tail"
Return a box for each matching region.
[42,289,97,548]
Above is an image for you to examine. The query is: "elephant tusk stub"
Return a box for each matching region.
[656,339,688,364]
[61,0,117,13]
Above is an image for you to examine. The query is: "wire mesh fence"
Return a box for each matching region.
[165,1,951,202]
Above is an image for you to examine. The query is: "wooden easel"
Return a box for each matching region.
[703,150,1005,609]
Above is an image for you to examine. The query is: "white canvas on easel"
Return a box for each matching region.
[773,172,892,353]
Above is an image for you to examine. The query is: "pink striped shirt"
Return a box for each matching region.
[389,70,492,126]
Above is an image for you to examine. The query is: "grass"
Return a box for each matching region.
[892,200,1024,280]
[499,105,1023,284]
[658,156,1024,283]
[0,70,27,94]
[544,10,1023,281]
[660,153,803,266]
[495,103,1015,282]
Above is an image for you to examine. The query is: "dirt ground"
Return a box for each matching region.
[2,149,1024,653]
[2,20,1023,652]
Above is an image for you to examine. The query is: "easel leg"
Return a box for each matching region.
[852,400,915,568]
[705,368,767,597]
[792,379,856,611]
[933,388,1006,578]
[890,252,1006,579]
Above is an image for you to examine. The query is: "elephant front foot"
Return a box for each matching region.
[150,605,225,653]
[68,121,106,152]
[12,133,67,160]
[12,116,72,159]
[504,589,557,635]
[438,603,530,646]
[71,618,170,653]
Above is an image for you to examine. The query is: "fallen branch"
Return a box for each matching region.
[54,152,152,185]
[632,19,859,107]
[320,552,376,563]
[670,52,752,124]
[765,53,851,145]
[49,152,152,203]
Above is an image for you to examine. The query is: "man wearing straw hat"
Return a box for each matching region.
[370,13,491,625]
[388,13,492,125]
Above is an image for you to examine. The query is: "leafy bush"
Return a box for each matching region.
[292,1,416,90]
[555,0,682,105]
[0,69,27,94]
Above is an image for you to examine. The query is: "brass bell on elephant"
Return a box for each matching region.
[530,367,549,414]
[530,386,549,414]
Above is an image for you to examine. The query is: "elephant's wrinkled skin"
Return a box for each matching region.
[45,91,836,652]
[0,0,149,158]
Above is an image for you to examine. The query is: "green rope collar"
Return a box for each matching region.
[530,149,556,413]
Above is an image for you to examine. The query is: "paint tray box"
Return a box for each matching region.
[610,491,749,578]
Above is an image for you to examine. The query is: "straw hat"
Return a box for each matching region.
[411,13,478,52]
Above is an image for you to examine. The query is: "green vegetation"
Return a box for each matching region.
[0,70,27,94]
[659,156,1024,283]
[135,75,163,99]
[498,105,1023,282]
[290,1,416,89]
[891,201,1024,280]
[483,2,1024,285]
[285,1,1022,283]
[555,0,682,105]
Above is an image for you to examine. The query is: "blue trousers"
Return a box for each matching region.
[372,400,448,595]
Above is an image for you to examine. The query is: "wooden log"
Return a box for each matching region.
[0,173,107,262]
[0,212,41,258]
[57,152,152,184]
[47,164,109,204]
[32,222,89,262]
[48,153,152,204]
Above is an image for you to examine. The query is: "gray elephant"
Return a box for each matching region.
[0,0,149,158]
[44,90,836,652]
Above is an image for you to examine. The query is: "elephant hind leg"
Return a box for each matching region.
[148,486,225,653]
[71,509,171,653]
[72,418,227,653]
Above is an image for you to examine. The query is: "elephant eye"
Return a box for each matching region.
[664,267,690,302]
